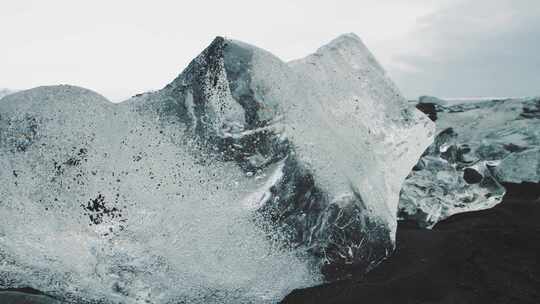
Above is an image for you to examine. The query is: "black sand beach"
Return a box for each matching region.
[283,182,540,304]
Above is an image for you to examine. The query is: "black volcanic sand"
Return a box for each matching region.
[283,182,540,304]
[2,183,539,304]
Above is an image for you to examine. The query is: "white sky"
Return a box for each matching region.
[1,0,538,101]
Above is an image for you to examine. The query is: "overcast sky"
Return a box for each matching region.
[1,0,538,101]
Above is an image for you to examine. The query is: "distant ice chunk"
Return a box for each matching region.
[400,97,540,228]
[419,95,447,106]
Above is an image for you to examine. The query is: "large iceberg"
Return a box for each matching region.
[0,35,433,303]
[400,96,540,227]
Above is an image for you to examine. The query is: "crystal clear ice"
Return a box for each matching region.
[0,35,433,303]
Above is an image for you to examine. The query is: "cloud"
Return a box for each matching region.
[0,0,456,101]
[1,0,537,99]
[386,0,540,98]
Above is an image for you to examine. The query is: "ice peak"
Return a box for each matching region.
[289,33,385,74]
[326,32,364,47]
[0,85,112,114]
[316,33,366,54]
[167,35,261,90]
